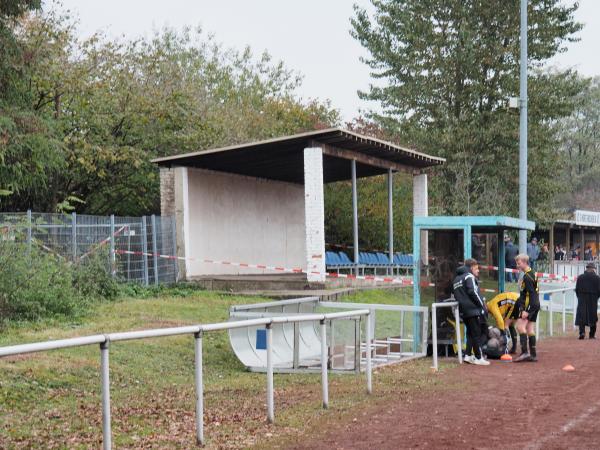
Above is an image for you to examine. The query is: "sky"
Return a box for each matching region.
[53,0,600,122]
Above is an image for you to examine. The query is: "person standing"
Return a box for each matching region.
[575,263,600,339]
[452,259,489,366]
[527,237,540,271]
[514,254,540,363]
[505,236,519,283]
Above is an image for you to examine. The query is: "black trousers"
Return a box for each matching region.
[579,324,597,337]
[464,316,484,359]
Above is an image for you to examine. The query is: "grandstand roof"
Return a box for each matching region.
[152,127,445,184]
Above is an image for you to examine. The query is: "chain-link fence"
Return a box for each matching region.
[0,211,177,285]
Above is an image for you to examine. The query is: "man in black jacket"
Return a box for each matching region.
[575,263,600,339]
[452,258,490,366]
[505,237,519,283]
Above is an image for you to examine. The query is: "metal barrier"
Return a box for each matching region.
[229,297,428,372]
[0,310,371,449]
[430,301,463,371]
[537,285,577,339]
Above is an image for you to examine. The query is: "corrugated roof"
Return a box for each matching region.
[152,127,445,184]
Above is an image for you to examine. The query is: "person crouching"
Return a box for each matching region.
[452,258,490,366]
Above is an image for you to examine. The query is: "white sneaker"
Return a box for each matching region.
[464,355,474,364]
[472,357,491,366]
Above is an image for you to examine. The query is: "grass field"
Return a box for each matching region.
[0,287,442,449]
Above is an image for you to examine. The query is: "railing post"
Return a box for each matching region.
[266,323,274,423]
[100,340,111,450]
[562,291,566,334]
[320,319,329,409]
[141,216,149,286]
[71,212,77,262]
[454,305,463,364]
[431,304,438,370]
[151,214,159,286]
[109,215,115,277]
[194,331,204,446]
[549,294,553,337]
[365,313,372,394]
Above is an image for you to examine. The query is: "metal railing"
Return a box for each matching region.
[430,301,463,371]
[0,310,371,449]
[537,286,577,339]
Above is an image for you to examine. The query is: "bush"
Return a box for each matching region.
[72,249,119,301]
[0,243,86,323]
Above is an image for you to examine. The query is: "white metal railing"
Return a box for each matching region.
[537,286,577,339]
[0,310,371,449]
[430,301,463,371]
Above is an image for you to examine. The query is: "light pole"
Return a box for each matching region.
[518,0,528,254]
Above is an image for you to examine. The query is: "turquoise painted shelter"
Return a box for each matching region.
[413,216,536,306]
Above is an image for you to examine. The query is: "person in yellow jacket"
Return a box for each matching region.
[486,292,519,354]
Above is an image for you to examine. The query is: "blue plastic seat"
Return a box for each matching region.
[338,251,354,266]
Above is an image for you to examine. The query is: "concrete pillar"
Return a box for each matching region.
[174,166,190,280]
[159,167,176,217]
[304,147,326,282]
[413,172,429,265]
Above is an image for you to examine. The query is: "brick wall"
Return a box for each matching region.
[303,147,326,282]
[160,167,175,217]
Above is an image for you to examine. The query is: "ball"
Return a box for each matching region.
[489,328,502,340]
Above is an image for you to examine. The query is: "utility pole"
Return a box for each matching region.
[518,0,528,254]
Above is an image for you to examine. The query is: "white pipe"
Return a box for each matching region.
[365,314,372,394]
[454,305,463,364]
[562,291,566,333]
[0,334,106,357]
[194,332,204,446]
[549,295,553,337]
[431,304,438,371]
[266,325,274,423]
[100,342,111,450]
[320,320,329,409]
[109,326,201,342]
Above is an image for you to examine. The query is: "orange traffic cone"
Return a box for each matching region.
[500,354,512,362]
[562,364,575,372]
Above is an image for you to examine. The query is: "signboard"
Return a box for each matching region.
[574,210,600,227]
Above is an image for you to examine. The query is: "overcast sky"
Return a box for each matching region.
[53,0,600,121]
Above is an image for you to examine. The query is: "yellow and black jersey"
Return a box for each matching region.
[518,268,539,312]
[487,292,519,329]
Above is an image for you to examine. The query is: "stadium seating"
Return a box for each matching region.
[325,249,414,276]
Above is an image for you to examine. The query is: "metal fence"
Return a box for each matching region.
[0,309,372,449]
[0,211,177,285]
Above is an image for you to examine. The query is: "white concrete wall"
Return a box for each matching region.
[185,167,306,276]
[304,148,326,282]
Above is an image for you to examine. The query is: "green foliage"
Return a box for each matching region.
[0,243,85,322]
[72,249,119,301]
[351,0,585,222]
[0,9,339,214]
[554,76,600,210]
[325,173,413,252]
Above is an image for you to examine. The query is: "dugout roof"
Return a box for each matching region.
[152,127,445,184]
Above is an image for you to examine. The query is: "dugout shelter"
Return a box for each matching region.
[413,216,536,306]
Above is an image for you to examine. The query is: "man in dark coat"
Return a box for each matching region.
[452,258,489,366]
[575,263,600,339]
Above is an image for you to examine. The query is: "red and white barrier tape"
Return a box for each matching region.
[113,249,499,292]
[479,265,577,282]
[79,225,128,260]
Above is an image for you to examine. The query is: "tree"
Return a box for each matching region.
[0,9,339,214]
[555,76,600,211]
[351,0,585,221]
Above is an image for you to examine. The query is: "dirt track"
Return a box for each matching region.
[294,336,600,449]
